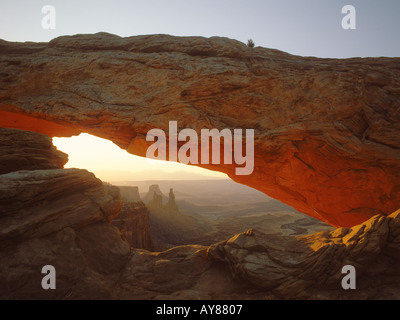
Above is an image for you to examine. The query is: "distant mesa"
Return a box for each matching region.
[117,186,141,202]
[142,184,167,204]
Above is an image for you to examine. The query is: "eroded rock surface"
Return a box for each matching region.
[0,168,121,247]
[208,211,400,299]
[0,128,124,299]
[0,127,68,174]
[2,191,399,299]
[112,201,154,251]
[1,33,400,227]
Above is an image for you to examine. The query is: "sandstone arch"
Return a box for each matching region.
[1,32,400,227]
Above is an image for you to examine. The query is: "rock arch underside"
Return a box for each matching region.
[2,33,400,228]
[1,33,400,300]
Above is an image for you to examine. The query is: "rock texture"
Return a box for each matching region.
[112,201,154,251]
[208,210,400,299]
[2,186,399,299]
[0,128,128,299]
[0,168,121,247]
[0,127,68,174]
[0,33,400,228]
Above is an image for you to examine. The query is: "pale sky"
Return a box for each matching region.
[1,0,399,58]
[2,0,399,180]
[53,134,228,180]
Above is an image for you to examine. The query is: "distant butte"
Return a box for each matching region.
[1,32,400,227]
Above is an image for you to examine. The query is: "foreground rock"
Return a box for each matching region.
[0,169,121,246]
[208,210,400,299]
[2,198,399,299]
[0,127,68,174]
[0,168,127,299]
[1,33,400,227]
[0,128,125,298]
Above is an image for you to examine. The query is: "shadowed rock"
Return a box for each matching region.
[0,168,121,247]
[208,210,400,299]
[0,127,68,174]
[112,201,154,251]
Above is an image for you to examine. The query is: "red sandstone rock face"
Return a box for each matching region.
[1,33,400,227]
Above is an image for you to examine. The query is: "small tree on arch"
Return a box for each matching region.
[247,39,255,48]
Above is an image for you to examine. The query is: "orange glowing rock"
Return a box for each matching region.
[1,33,400,227]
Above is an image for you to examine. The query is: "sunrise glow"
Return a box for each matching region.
[52,133,228,181]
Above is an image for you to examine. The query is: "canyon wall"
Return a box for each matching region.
[112,201,154,251]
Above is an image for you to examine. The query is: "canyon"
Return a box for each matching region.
[0,127,399,299]
[1,33,400,227]
[0,33,400,299]
[113,180,332,251]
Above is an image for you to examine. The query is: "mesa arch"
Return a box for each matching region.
[1,32,400,228]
